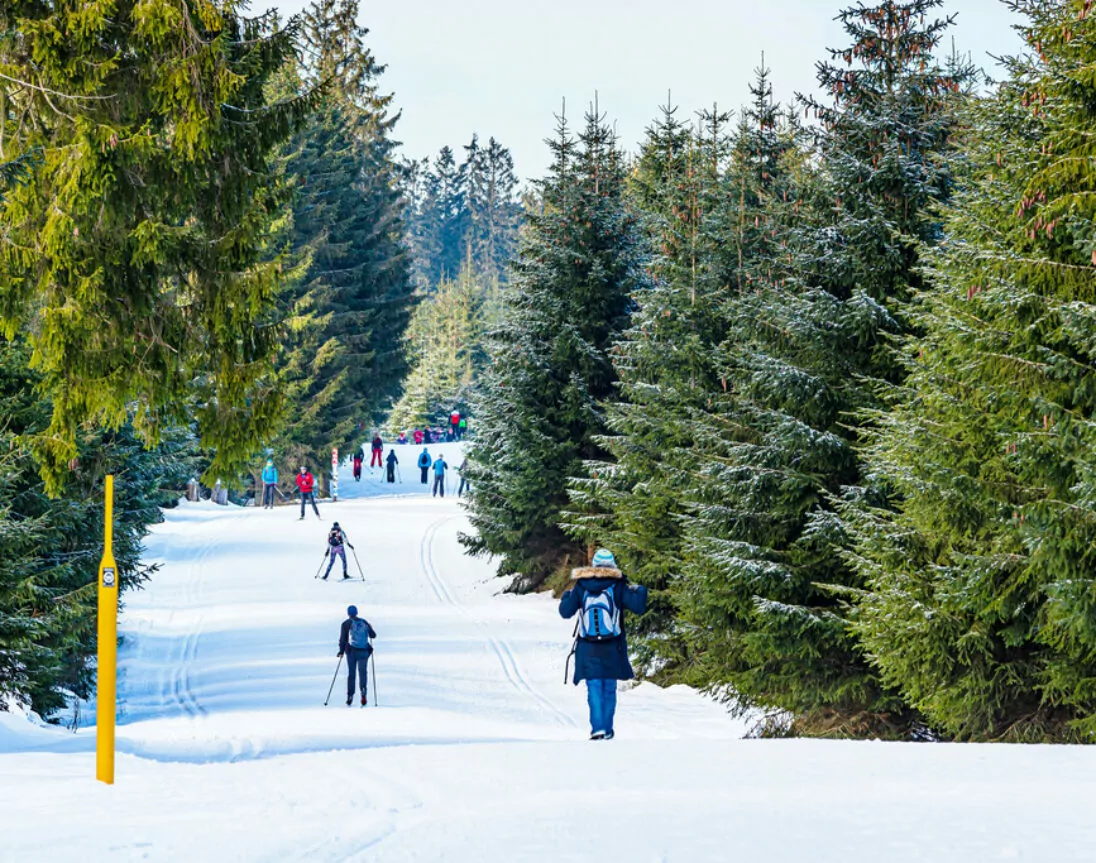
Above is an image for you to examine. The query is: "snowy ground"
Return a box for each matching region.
[3,441,1096,861]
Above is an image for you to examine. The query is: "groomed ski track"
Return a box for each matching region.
[3,442,1096,861]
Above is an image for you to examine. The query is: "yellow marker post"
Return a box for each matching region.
[96,474,117,785]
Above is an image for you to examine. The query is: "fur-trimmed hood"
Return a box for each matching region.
[572,566,623,580]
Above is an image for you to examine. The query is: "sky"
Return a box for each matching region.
[272,0,1027,181]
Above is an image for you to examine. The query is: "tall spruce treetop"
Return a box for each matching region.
[463,107,651,587]
[849,0,1096,741]
[0,1,314,491]
[800,0,967,313]
[668,3,973,736]
[563,99,732,668]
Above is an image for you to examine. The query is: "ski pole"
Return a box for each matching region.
[314,549,329,579]
[324,655,343,706]
[350,544,366,582]
[370,640,378,707]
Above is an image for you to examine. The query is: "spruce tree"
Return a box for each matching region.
[673,2,972,735]
[0,1,313,491]
[0,337,195,719]
[387,261,493,430]
[850,0,1096,742]
[402,137,523,290]
[463,136,523,284]
[463,108,651,587]
[272,0,414,476]
[564,99,731,667]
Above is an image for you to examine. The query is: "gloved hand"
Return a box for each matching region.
[337,651,343,658]
[348,544,355,550]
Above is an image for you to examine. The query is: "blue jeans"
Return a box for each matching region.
[586,679,617,736]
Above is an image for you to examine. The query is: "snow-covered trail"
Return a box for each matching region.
[3,443,1096,860]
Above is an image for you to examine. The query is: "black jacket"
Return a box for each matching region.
[339,617,377,654]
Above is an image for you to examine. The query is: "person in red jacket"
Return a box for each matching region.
[370,434,383,468]
[352,452,363,482]
[413,428,424,446]
[296,466,321,520]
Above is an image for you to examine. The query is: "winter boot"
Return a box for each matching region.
[361,692,367,707]
[589,731,606,741]
[346,695,352,707]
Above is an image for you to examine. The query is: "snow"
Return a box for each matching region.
[2,442,1096,861]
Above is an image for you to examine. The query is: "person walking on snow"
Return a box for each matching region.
[559,549,648,740]
[338,605,377,706]
[458,416,467,440]
[371,434,383,468]
[450,409,460,440]
[322,521,353,580]
[457,458,470,497]
[352,452,363,482]
[417,448,432,485]
[432,454,448,498]
[296,466,321,520]
[261,458,278,508]
[386,449,399,484]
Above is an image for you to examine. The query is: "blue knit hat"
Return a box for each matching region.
[591,548,616,568]
[347,605,358,618]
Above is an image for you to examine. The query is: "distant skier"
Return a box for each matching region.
[418,448,431,485]
[352,452,363,482]
[322,521,353,580]
[261,458,278,509]
[337,605,377,707]
[397,432,408,445]
[296,466,321,520]
[457,458,469,497]
[386,449,399,484]
[432,454,448,498]
[371,434,383,468]
[458,416,468,440]
[413,428,424,446]
[559,549,648,741]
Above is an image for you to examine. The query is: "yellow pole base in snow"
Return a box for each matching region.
[96,474,117,785]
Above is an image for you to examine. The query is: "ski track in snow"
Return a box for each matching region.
[419,515,577,729]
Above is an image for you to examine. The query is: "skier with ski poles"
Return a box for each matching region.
[352,452,363,482]
[559,548,648,741]
[370,434,383,468]
[337,605,377,706]
[417,448,431,485]
[432,453,448,498]
[457,458,470,497]
[386,449,399,484]
[296,466,321,520]
[261,458,279,509]
[321,521,353,580]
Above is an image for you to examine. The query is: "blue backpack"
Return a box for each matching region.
[578,585,622,642]
[348,617,372,649]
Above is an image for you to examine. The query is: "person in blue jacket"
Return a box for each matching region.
[261,458,278,509]
[432,454,448,497]
[417,448,432,485]
[559,548,647,740]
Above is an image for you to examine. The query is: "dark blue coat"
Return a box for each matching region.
[559,570,648,684]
